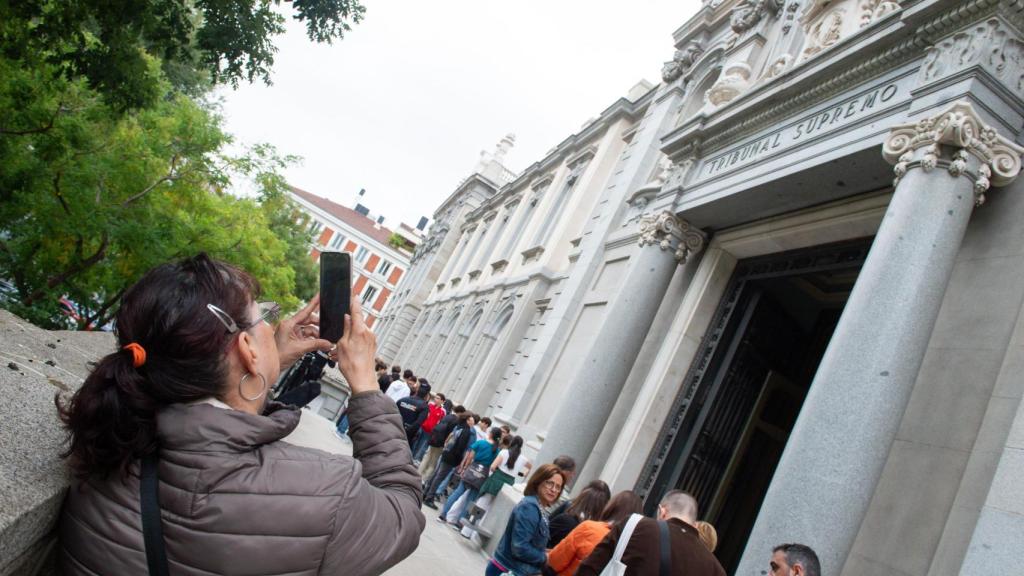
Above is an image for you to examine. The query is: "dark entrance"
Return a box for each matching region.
[639,239,872,573]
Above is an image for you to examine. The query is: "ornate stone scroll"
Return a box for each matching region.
[883,101,1024,205]
[730,0,786,35]
[637,211,707,262]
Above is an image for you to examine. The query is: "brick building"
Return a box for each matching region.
[289,186,418,329]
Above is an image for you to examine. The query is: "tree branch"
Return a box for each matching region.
[85,285,126,328]
[0,101,62,136]
[23,232,110,306]
[121,154,181,206]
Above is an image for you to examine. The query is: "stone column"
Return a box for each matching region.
[534,210,706,477]
[736,102,1024,575]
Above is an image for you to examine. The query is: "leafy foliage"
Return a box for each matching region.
[0,0,365,110]
[0,0,358,329]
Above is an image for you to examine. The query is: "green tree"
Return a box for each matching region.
[0,0,366,110]
[0,52,316,328]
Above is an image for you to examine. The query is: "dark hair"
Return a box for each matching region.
[453,404,465,414]
[600,491,643,527]
[436,393,446,402]
[56,254,259,479]
[566,480,611,521]
[418,377,429,386]
[405,373,416,383]
[375,360,387,372]
[524,464,566,503]
[403,369,414,379]
[504,435,524,470]
[773,543,820,576]
[480,416,492,427]
[391,364,401,374]
[553,455,576,473]
[488,426,502,443]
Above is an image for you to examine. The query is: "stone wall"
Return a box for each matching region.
[0,310,114,576]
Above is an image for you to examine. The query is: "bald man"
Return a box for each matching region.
[576,490,725,576]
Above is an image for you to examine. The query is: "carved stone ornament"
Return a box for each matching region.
[782,1,801,34]
[919,18,1024,93]
[637,211,707,262]
[706,62,753,107]
[883,101,1024,206]
[761,54,793,80]
[801,8,845,60]
[730,0,785,35]
[662,42,705,83]
[859,0,900,28]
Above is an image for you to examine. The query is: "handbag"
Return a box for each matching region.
[461,461,490,490]
[140,454,170,576]
[597,513,643,576]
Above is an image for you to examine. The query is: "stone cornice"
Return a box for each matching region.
[662,0,1014,162]
[883,100,1024,204]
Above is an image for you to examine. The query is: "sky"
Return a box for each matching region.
[218,0,704,230]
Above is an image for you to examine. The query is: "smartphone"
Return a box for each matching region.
[319,252,351,343]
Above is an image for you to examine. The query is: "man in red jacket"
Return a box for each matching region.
[412,391,446,462]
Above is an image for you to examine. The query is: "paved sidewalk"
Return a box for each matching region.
[385,516,490,576]
[328,429,489,576]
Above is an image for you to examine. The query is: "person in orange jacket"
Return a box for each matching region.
[544,491,643,576]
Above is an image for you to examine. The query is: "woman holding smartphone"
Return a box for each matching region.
[57,254,424,575]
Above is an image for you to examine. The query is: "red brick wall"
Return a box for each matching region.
[344,240,357,253]
[317,228,333,246]
[310,248,321,262]
[372,287,391,312]
[365,253,380,273]
[387,267,403,285]
[365,314,376,328]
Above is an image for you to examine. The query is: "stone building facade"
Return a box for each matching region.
[379,1,1024,574]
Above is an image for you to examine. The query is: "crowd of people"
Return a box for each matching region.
[344,356,822,576]
[54,253,820,576]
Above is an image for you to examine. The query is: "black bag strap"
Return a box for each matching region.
[141,453,170,576]
[658,521,671,576]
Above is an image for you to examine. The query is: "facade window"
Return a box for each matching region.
[361,285,378,305]
[308,220,324,237]
[501,194,539,259]
[355,246,369,263]
[329,232,346,250]
[531,168,581,247]
[378,259,393,277]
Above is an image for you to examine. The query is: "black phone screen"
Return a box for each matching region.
[319,252,351,343]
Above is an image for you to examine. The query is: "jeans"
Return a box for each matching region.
[441,480,480,523]
[425,461,455,499]
[412,430,431,461]
[335,413,350,435]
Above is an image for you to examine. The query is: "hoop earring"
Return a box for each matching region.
[239,373,268,402]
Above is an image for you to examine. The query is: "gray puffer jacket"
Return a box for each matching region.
[59,390,425,575]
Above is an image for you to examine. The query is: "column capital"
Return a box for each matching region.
[637,210,706,262]
[883,101,1024,205]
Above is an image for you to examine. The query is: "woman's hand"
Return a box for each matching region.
[335,293,378,394]
[275,294,333,372]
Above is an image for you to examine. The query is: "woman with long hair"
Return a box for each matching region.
[56,254,424,575]
[479,434,531,498]
[487,464,567,576]
[547,479,611,547]
[545,491,644,576]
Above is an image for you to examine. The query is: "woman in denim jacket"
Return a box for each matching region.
[488,464,567,576]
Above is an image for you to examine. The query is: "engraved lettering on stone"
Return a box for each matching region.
[883,101,1024,206]
[919,18,1024,94]
[637,211,706,262]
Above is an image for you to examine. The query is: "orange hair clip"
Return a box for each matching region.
[122,342,147,368]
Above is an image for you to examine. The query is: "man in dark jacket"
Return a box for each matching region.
[576,490,726,576]
[422,412,475,508]
[397,383,431,444]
